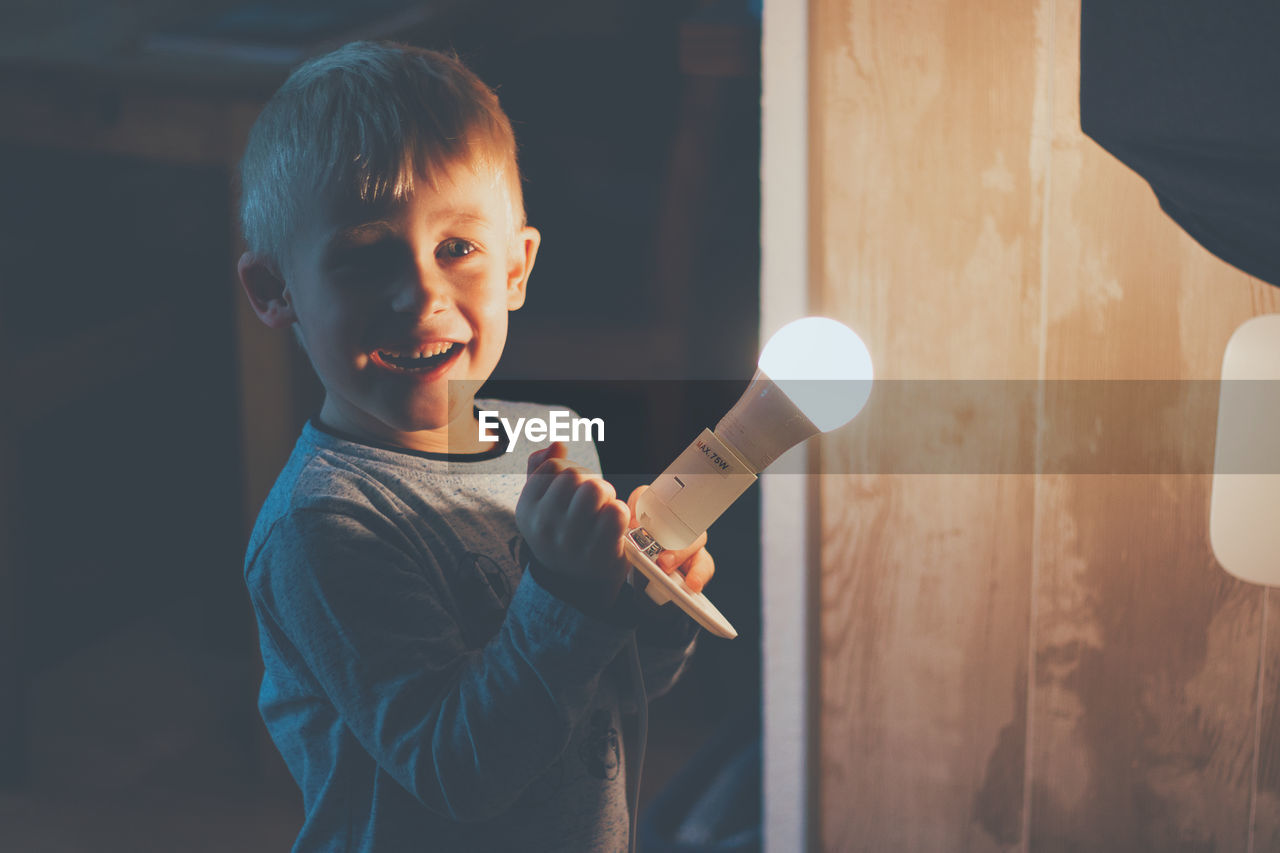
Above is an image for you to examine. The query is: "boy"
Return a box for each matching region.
[236,42,715,852]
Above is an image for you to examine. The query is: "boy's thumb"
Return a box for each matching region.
[526,441,567,477]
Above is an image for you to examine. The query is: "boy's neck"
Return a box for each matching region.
[318,397,488,455]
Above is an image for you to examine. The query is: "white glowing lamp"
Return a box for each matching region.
[624,317,874,638]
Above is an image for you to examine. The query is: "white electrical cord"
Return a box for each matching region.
[626,632,647,853]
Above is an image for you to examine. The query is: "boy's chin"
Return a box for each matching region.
[392,403,477,439]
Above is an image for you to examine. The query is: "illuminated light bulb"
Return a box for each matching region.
[625,317,874,638]
[758,315,875,430]
[718,316,874,474]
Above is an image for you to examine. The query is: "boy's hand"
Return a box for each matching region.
[626,485,716,594]
[517,443,632,605]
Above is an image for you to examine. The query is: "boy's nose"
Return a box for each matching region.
[389,262,449,316]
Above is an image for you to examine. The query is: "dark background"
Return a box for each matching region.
[0,0,762,848]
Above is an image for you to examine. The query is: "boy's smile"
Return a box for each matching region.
[368,341,463,375]
[243,158,539,455]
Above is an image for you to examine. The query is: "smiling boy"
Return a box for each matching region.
[236,42,714,852]
[248,154,531,455]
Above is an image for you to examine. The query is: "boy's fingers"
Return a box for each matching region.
[517,445,571,519]
[606,499,631,539]
[520,443,569,505]
[540,465,587,522]
[587,499,631,564]
[629,485,711,579]
[679,547,715,594]
[526,441,567,477]
[563,476,610,545]
[626,484,648,528]
[656,531,708,573]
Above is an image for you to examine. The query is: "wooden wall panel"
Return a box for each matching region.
[808,0,1280,851]
[1028,2,1279,850]
[812,1,1049,848]
[1256,594,1280,848]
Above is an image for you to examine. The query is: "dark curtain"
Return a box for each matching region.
[1080,0,1280,287]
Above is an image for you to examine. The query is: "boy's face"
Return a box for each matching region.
[263,158,538,454]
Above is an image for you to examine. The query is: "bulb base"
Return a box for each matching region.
[636,427,757,551]
[715,368,822,472]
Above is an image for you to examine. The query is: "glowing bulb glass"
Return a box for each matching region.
[757,317,874,432]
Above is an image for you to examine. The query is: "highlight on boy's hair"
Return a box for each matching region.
[238,41,522,271]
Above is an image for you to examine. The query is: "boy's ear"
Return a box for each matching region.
[506,226,540,311]
[238,252,296,329]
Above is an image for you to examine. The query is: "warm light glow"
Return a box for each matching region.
[758,317,874,432]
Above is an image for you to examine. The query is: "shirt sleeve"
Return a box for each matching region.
[246,503,635,823]
[635,601,699,701]
[523,552,697,701]
[562,409,701,698]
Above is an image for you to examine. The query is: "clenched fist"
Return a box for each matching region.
[517,443,718,615]
[516,442,632,608]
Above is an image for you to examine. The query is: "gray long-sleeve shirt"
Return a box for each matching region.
[244,401,697,852]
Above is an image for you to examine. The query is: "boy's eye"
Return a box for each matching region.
[438,239,477,260]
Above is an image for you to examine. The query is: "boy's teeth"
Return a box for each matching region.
[381,343,454,359]
[376,342,457,368]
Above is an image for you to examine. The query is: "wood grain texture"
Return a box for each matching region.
[812,0,1049,848]
[809,0,1280,850]
[1256,592,1280,848]
[1028,2,1279,851]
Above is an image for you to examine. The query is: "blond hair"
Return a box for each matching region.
[238,41,522,273]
